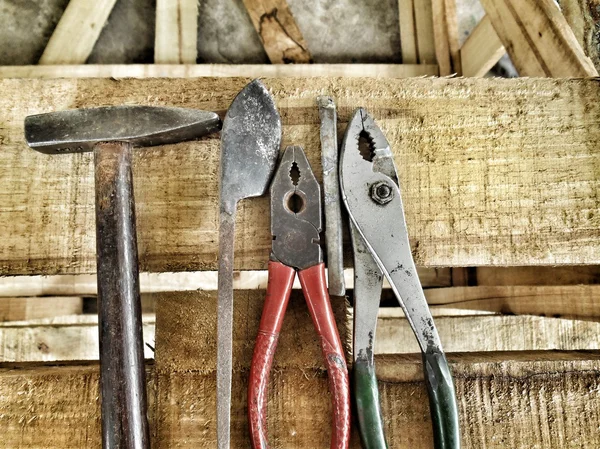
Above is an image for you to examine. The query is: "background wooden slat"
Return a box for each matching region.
[154,0,199,64]
[461,15,505,77]
[480,0,598,76]
[414,0,437,64]
[398,0,418,64]
[1,77,599,275]
[0,64,439,79]
[0,296,82,322]
[38,0,118,65]
[241,0,312,63]
[425,284,600,319]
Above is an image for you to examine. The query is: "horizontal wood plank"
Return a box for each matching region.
[2,353,599,448]
[0,315,155,362]
[425,284,600,319]
[0,63,439,79]
[1,77,600,275]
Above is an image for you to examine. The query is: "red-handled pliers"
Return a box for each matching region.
[248,145,351,449]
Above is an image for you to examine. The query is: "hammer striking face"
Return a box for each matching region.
[25,105,221,154]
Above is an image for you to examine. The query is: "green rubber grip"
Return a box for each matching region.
[423,351,461,449]
[354,359,388,449]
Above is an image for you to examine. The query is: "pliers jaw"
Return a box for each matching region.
[340,108,399,192]
[270,145,323,270]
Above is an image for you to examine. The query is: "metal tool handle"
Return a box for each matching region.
[248,261,295,449]
[94,142,150,449]
[423,350,461,449]
[298,263,351,449]
[354,361,387,449]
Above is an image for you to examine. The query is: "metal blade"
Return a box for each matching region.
[350,221,383,365]
[219,79,282,213]
[317,96,346,297]
[25,106,221,154]
[217,79,281,449]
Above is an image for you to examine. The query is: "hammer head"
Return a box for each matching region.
[25,106,221,154]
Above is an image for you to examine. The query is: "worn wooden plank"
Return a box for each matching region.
[0,315,155,363]
[461,15,505,77]
[3,354,599,448]
[0,296,82,322]
[38,0,117,65]
[0,364,157,449]
[371,310,600,353]
[480,0,598,76]
[425,284,600,319]
[398,0,418,64]
[1,77,600,275]
[432,0,453,75]
[560,0,600,71]
[0,268,451,298]
[241,0,312,63]
[0,63,439,79]
[155,0,198,64]
[414,0,437,64]
[475,266,600,286]
[444,0,461,74]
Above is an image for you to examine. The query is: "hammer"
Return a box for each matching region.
[25,106,221,448]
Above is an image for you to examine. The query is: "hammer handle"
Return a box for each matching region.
[95,142,150,449]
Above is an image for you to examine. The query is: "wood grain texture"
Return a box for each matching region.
[155,0,198,64]
[398,0,418,64]
[480,0,598,76]
[414,0,437,64]
[461,15,505,77]
[0,296,82,322]
[560,0,600,72]
[38,0,117,65]
[1,77,600,275]
[475,265,600,286]
[241,0,312,63]
[0,315,155,363]
[0,64,439,79]
[371,311,600,353]
[425,284,600,319]
[3,354,599,448]
[0,364,157,449]
[432,0,453,75]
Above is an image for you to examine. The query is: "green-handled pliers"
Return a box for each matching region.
[339,108,461,449]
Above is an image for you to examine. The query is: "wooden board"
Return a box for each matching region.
[414,0,437,64]
[0,296,82,322]
[425,284,600,319]
[38,0,118,65]
[474,265,600,286]
[0,315,155,362]
[398,0,418,64]
[372,311,600,353]
[480,0,598,76]
[241,0,312,63]
[1,77,600,275]
[155,0,198,64]
[461,15,505,77]
[2,353,599,448]
[0,63,439,79]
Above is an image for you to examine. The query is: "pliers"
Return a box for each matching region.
[248,145,351,449]
[340,109,461,449]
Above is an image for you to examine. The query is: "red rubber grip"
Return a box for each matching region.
[248,261,295,449]
[299,263,351,449]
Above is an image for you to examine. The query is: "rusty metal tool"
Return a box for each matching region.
[340,108,460,449]
[317,96,345,297]
[248,145,351,449]
[217,79,281,449]
[25,105,221,449]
